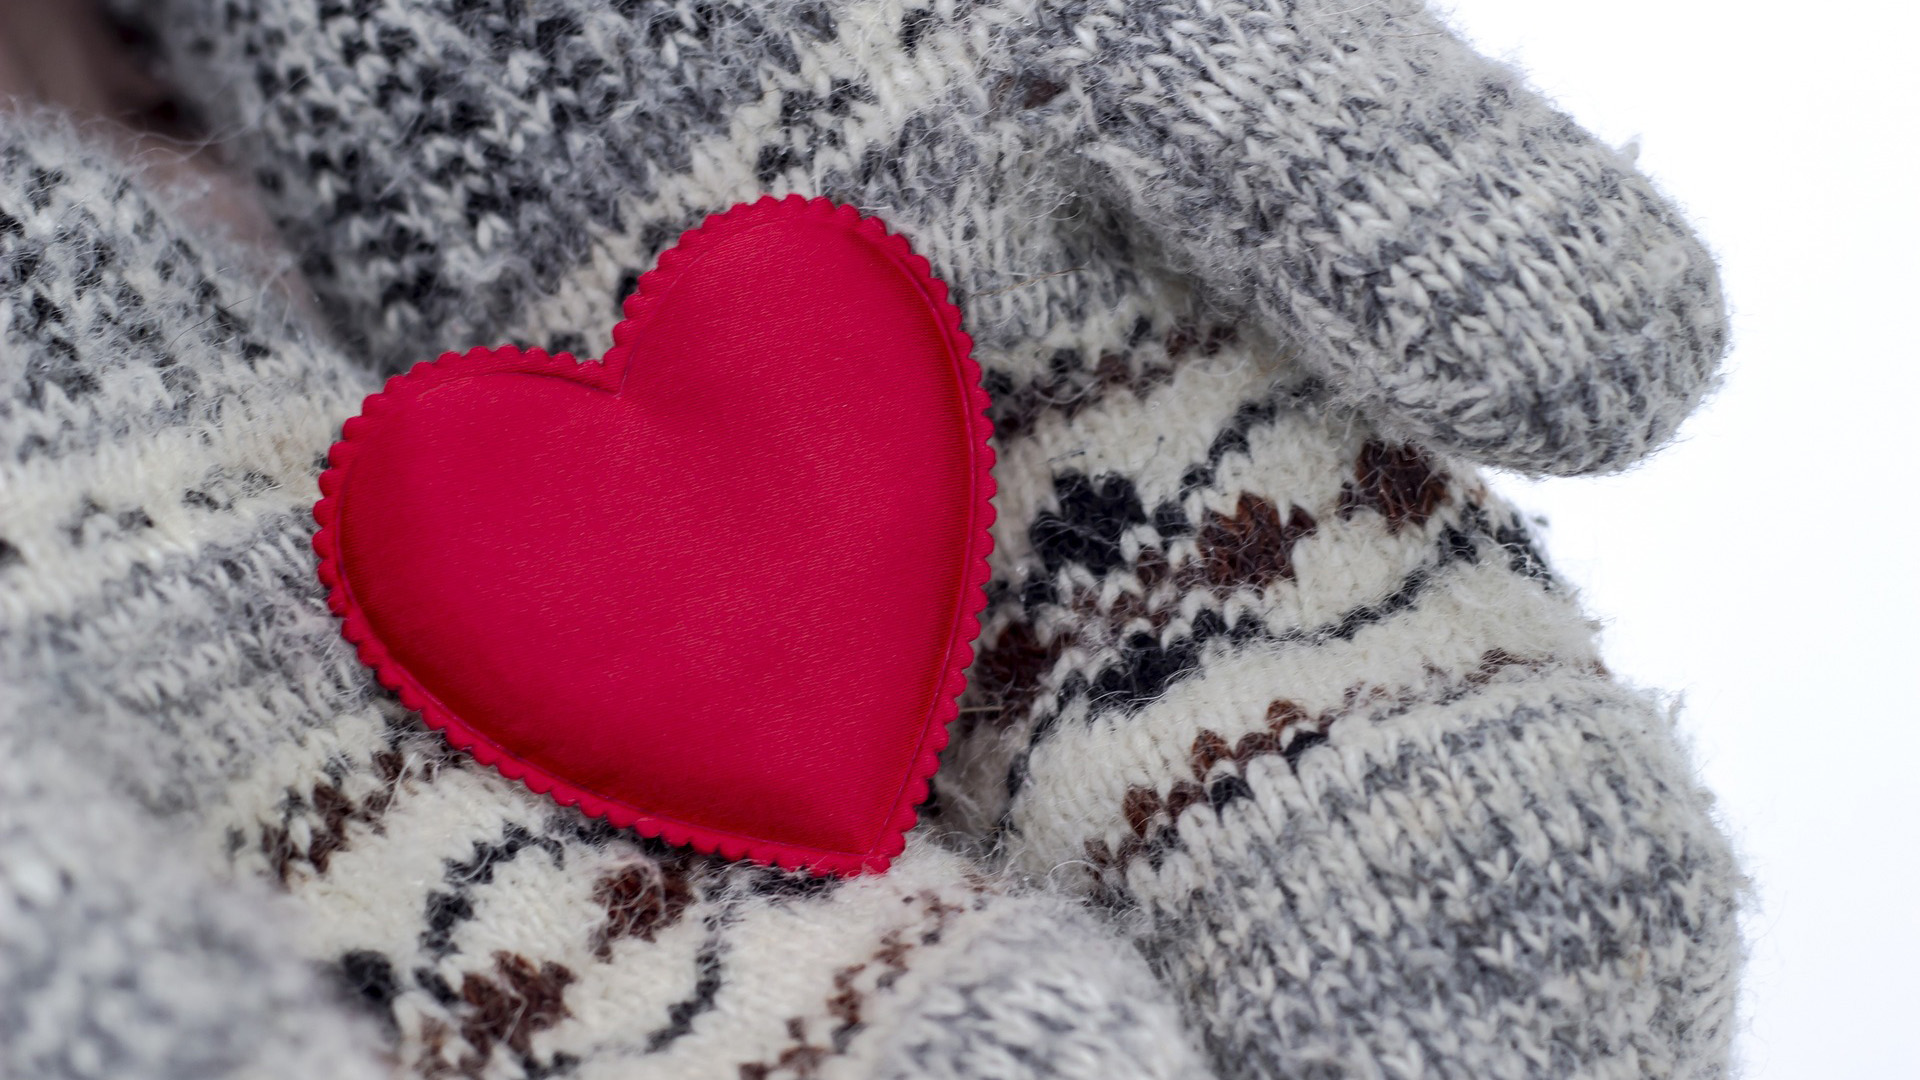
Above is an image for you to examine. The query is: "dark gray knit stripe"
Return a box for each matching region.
[1140,690,1740,1080]
[997,373,1331,598]
[141,0,1189,375]
[419,823,567,960]
[145,1,839,368]
[1,509,341,677]
[1106,658,1589,878]
[639,932,727,1054]
[997,498,1549,813]
[0,163,360,467]
[0,508,364,811]
[980,360,1546,760]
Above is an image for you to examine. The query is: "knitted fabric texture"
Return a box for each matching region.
[0,115,1206,1080]
[2,2,1743,1079]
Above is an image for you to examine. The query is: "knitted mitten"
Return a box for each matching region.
[0,118,1207,1079]
[957,6,1747,1078]
[111,0,1743,1076]
[0,119,388,1080]
[0,705,388,1080]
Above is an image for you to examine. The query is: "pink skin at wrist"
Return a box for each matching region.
[0,0,285,264]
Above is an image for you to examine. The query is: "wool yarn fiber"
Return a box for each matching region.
[3,2,1743,1078]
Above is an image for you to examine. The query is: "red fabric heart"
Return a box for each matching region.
[312,196,995,875]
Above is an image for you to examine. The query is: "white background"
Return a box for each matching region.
[1432,2,1920,1075]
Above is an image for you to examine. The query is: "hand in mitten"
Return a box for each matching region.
[1008,1,1727,478]
[956,6,1746,1078]
[108,1,1742,1077]
[2,702,389,1080]
[0,113,1206,1080]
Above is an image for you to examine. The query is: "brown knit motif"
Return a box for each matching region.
[590,856,697,959]
[1338,440,1451,532]
[1194,494,1318,590]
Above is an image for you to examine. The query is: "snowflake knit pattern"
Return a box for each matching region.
[1,2,1744,1079]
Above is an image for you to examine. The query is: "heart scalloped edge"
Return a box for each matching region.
[311,195,996,877]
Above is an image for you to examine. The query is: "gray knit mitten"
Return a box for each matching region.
[0,706,389,1080]
[954,6,1746,1078]
[14,0,1746,1078]
[0,118,1205,1080]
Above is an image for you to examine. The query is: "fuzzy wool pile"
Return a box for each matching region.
[0,2,1745,1078]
